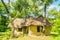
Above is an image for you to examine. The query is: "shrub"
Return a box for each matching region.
[0,25,7,32]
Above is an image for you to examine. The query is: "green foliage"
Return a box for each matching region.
[0,1,9,32]
[0,25,7,32]
[13,0,29,11]
[41,0,56,5]
[11,0,44,18]
[0,0,60,39]
[53,11,60,33]
[48,9,60,33]
[58,4,60,6]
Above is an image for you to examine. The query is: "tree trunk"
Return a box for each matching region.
[43,4,47,33]
[44,4,46,25]
[10,22,15,38]
[1,0,15,38]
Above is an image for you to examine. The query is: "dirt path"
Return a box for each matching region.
[5,36,54,40]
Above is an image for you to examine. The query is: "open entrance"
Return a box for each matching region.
[37,26,40,32]
[18,28,22,32]
[37,26,43,32]
[23,27,28,34]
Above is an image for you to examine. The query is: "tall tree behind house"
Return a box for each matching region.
[41,0,57,25]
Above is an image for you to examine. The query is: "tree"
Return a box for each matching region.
[47,6,60,33]
[0,1,9,32]
[40,0,57,25]
[1,0,18,38]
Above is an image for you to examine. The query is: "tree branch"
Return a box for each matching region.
[1,0,9,13]
[1,0,19,21]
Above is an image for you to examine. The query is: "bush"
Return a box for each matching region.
[0,25,7,32]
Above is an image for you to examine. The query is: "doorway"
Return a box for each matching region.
[23,27,28,34]
[37,26,43,32]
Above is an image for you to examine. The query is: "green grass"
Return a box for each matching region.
[0,31,11,40]
[0,32,60,40]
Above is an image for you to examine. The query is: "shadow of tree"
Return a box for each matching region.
[50,33,60,38]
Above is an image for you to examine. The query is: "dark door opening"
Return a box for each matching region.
[37,26,40,32]
[23,27,28,34]
[18,28,22,32]
[37,26,43,32]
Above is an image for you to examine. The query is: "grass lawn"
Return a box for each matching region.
[0,32,60,40]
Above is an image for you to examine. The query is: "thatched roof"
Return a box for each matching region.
[8,15,51,28]
[8,18,25,28]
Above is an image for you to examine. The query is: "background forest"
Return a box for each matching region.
[0,0,60,40]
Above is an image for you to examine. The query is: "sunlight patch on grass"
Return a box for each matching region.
[0,32,60,40]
